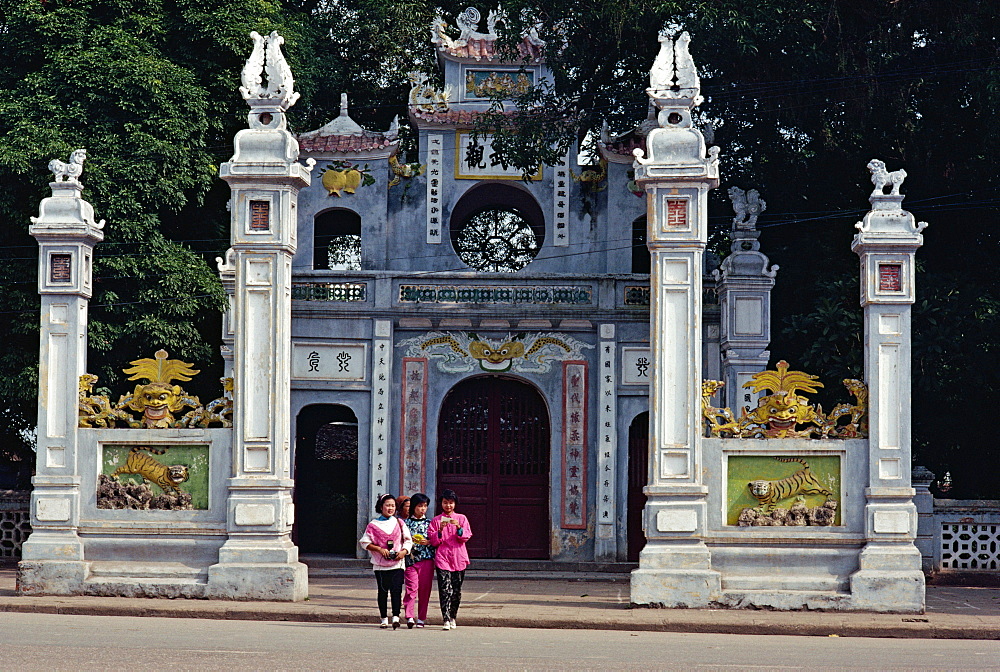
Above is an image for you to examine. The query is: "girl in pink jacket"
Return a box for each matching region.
[428,488,472,630]
[359,493,412,629]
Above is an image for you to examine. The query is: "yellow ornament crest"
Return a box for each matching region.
[702,361,867,439]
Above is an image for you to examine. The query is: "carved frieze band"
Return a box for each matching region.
[400,358,428,495]
[561,361,588,529]
[399,284,592,305]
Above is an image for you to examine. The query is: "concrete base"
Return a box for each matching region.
[207,561,309,601]
[715,589,852,611]
[631,569,723,608]
[849,570,925,613]
[847,543,925,613]
[16,560,88,596]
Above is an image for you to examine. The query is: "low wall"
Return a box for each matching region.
[914,469,1000,580]
[0,490,30,558]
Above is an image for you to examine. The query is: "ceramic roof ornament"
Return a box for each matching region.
[298,93,400,156]
[647,29,703,118]
[238,31,299,132]
[430,7,544,61]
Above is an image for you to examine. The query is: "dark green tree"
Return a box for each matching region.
[0,0,313,449]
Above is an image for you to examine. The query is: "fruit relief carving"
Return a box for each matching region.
[320,160,375,197]
[79,350,233,429]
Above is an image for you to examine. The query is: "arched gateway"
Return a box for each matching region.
[437,376,550,559]
[294,404,359,554]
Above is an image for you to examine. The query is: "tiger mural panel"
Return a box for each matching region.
[99,444,210,510]
[726,454,841,525]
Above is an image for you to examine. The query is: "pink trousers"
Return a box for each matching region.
[403,559,434,620]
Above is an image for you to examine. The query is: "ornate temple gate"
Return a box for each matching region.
[437,376,550,559]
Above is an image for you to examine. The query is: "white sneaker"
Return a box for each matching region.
[379,617,388,629]
[392,616,400,630]
[442,620,452,630]
[450,618,457,629]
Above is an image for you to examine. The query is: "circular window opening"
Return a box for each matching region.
[454,207,540,272]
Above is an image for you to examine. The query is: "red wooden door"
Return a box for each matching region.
[627,412,649,562]
[438,376,550,559]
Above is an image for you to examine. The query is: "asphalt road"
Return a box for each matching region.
[1,612,997,670]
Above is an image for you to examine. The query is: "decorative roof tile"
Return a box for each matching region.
[298,93,398,155]
[298,133,396,153]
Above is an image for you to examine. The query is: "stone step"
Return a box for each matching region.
[300,555,636,573]
[722,576,848,592]
[87,561,209,583]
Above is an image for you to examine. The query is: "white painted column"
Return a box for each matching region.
[217,248,236,379]
[848,162,926,613]
[19,155,104,595]
[715,188,777,412]
[630,32,722,606]
[595,324,617,560]
[209,32,313,601]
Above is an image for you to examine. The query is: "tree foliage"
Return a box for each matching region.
[0,0,308,446]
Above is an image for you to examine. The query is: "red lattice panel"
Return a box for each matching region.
[879,264,902,292]
[249,201,270,231]
[50,254,71,283]
[666,199,688,227]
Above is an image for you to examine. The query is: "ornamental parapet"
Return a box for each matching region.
[702,360,868,440]
[79,350,232,430]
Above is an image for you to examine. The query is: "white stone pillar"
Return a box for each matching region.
[848,160,926,612]
[715,188,777,413]
[630,32,722,606]
[217,248,236,380]
[595,323,617,560]
[19,151,104,594]
[208,31,313,601]
[370,319,393,510]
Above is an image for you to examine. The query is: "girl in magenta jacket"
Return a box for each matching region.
[428,488,472,630]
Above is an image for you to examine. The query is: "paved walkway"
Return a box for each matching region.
[1,565,997,639]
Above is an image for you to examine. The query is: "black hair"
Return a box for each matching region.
[409,493,431,511]
[375,493,396,514]
[438,488,459,507]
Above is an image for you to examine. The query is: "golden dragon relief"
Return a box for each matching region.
[79,350,233,429]
[702,360,867,439]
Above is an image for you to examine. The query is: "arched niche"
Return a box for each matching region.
[294,403,359,554]
[313,208,361,270]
